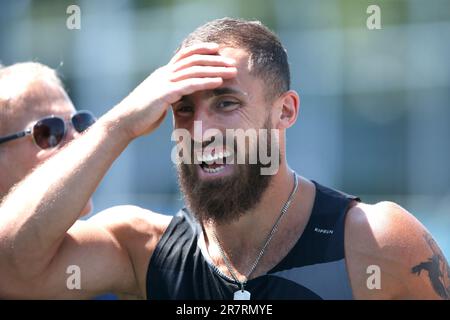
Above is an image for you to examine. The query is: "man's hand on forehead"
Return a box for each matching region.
[111,42,237,139]
[167,43,239,110]
[167,43,236,86]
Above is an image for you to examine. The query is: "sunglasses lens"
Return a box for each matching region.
[72,111,96,133]
[33,117,65,149]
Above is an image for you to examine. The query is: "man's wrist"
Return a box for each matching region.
[95,109,134,149]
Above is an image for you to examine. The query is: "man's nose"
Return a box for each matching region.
[190,108,221,144]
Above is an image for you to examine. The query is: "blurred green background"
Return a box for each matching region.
[1,0,449,258]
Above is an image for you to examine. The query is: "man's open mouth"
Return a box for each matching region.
[196,149,233,174]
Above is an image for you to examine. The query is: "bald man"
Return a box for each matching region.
[0,62,94,215]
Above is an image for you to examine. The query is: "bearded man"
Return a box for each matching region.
[0,18,448,300]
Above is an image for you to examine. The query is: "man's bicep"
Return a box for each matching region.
[346,201,450,299]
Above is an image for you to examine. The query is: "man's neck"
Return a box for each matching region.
[202,163,315,278]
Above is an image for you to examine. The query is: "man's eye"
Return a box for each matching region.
[217,100,239,109]
[176,106,194,114]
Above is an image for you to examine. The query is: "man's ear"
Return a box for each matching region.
[274,90,299,129]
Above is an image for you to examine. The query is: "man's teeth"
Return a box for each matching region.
[196,150,232,163]
[202,165,225,173]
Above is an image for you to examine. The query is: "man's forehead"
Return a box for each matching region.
[2,82,75,131]
[23,83,72,110]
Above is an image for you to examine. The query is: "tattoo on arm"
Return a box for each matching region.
[411,233,450,299]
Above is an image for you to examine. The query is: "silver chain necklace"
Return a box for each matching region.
[211,172,299,300]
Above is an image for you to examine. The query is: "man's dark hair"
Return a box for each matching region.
[179,17,290,100]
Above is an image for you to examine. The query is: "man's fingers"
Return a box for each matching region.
[171,54,236,72]
[170,66,237,82]
[169,77,223,103]
[169,43,220,65]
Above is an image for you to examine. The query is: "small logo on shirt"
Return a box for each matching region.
[314,227,334,235]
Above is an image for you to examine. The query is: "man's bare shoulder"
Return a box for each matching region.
[88,205,173,299]
[345,201,450,299]
[88,205,172,239]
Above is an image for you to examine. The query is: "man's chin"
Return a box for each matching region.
[178,161,272,224]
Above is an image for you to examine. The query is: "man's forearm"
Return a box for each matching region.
[0,111,131,277]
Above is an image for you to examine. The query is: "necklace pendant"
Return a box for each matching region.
[234,290,251,300]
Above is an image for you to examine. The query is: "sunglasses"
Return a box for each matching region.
[0,110,96,149]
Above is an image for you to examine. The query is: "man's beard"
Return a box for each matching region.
[176,117,278,225]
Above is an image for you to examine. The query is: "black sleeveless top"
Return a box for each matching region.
[146,181,359,300]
